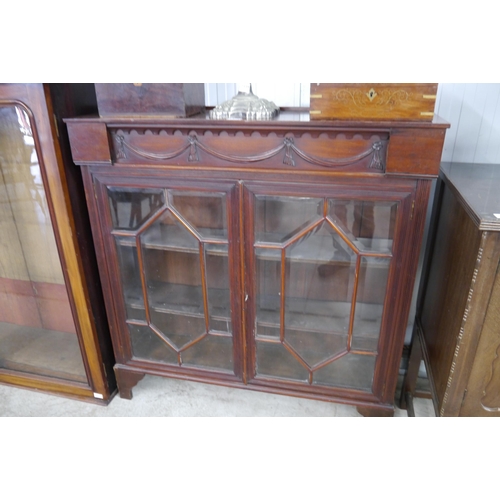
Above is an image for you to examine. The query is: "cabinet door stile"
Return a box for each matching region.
[242,183,258,382]
[384,179,432,401]
[280,247,286,344]
[82,168,126,356]
[91,172,137,362]
[371,183,420,400]
[369,193,409,398]
[230,183,245,381]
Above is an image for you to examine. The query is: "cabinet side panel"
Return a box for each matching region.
[66,122,111,164]
[386,128,446,176]
[420,187,481,410]
[460,236,500,416]
[48,85,116,395]
[439,230,500,416]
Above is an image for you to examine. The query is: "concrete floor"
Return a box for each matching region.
[0,375,435,417]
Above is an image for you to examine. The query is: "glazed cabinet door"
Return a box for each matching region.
[91,173,243,383]
[243,179,416,403]
[1,85,115,402]
[0,102,88,384]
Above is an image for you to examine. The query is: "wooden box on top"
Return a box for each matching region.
[310,83,438,121]
[95,83,205,118]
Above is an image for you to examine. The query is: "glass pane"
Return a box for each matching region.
[285,222,356,334]
[115,236,145,321]
[150,313,205,351]
[0,104,87,383]
[182,334,234,373]
[141,210,198,252]
[255,248,281,339]
[142,210,202,308]
[128,324,178,365]
[142,212,206,351]
[170,190,227,241]
[328,200,397,253]
[108,187,164,230]
[255,341,309,382]
[255,195,322,244]
[352,257,391,352]
[281,222,355,368]
[206,246,231,333]
[313,354,376,390]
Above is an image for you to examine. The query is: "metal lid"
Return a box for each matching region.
[209,84,279,121]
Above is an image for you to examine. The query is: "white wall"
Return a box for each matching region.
[204,83,311,108]
[437,83,500,164]
[205,83,500,164]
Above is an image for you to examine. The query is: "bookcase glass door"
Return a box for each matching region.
[0,104,87,382]
[107,186,235,374]
[252,191,397,392]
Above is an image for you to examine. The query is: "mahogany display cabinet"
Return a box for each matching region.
[66,111,449,415]
[0,84,116,402]
[401,162,500,416]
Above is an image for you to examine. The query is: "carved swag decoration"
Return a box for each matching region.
[114,133,387,171]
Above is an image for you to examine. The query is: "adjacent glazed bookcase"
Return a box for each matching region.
[66,111,448,415]
[0,84,116,402]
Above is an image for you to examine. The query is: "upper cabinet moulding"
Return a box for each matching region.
[110,126,390,141]
[109,126,390,141]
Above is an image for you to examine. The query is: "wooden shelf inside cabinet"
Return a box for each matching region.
[116,223,392,264]
[255,297,381,353]
[255,237,393,264]
[115,226,229,255]
[65,111,449,415]
[124,281,231,323]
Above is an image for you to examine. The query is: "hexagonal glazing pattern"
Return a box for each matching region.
[110,187,233,373]
[254,195,395,390]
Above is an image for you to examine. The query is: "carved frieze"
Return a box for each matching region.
[112,130,388,172]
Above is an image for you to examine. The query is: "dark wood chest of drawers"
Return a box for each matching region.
[403,162,500,416]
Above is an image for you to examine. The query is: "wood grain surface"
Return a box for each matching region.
[310,84,438,121]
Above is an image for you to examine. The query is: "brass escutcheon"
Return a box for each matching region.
[367,88,377,101]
